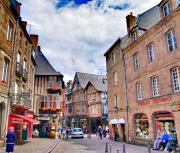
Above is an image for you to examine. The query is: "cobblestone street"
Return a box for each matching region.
[0,135,163,153]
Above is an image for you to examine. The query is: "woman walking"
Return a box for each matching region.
[6,127,16,153]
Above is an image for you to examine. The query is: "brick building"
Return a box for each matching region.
[105,0,180,144]
[0,0,38,145]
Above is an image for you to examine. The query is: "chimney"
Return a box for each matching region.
[22,21,27,30]
[126,12,137,33]
[16,2,22,16]
[30,34,39,46]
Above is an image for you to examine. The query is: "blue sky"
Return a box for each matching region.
[19,0,161,82]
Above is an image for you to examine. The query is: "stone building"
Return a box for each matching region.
[0,0,38,145]
[34,47,65,136]
[105,0,180,144]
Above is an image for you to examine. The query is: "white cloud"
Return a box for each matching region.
[19,0,161,82]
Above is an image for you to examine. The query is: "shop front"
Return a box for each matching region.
[109,118,126,141]
[153,111,175,138]
[8,114,39,142]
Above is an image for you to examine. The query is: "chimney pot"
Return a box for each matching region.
[126,12,137,33]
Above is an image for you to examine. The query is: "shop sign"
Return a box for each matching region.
[137,97,172,106]
[11,117,28,124]
[152,97,172,104]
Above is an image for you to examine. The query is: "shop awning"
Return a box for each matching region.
[109,118,125,124]
[9,114,40,125]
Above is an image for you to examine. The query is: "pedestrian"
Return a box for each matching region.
[66,128,70,139]
[97,126,103,139]
[6,127,16,153]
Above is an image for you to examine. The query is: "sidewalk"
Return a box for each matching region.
[0,138,58,153]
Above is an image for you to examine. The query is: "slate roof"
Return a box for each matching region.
[35,48,63,76]
[104,4,161,56]
[75,72,107,92]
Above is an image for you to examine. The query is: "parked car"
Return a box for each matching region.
[71,128,84,139]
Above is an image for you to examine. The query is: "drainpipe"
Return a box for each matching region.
[4,15,19,142]
[120,39,129,142]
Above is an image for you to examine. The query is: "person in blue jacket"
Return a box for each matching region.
[161,131,169,150]
[6,127,16,153]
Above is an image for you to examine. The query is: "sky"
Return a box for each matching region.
[18,0,161,82]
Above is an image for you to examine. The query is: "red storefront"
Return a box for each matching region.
[8,114,39,142]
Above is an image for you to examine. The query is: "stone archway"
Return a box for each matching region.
[152,111,175,139]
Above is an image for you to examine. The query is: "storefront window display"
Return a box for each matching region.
[154,112,175,137]
[134,114,149,138]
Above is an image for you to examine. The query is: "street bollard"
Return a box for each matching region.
[122,144,126,153]
[109,144,112,153]
[105,143,108,153]
[117,148,119,153]
[147,146,151,153]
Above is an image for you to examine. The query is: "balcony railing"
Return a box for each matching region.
[11,92,31,108]
[22,69,28,81]
[11,93,23,105]
[16,62,23,77]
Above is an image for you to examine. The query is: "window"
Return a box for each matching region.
[91,94,96,100]
[166,30,177,52]
[14,82,18,93]
[2,59,9,82]
[147,43,155,62]
[92,105,97,115]
[17,51,21,63]
[112,52,115,63]
[133,53,140,71]
[171,67,180,92]
[113,71,118,85]
[151,76,160,97]
[134,114,149,138]
[68,105,72,113]
[136,82,143,100]
[7,19,13,41]
[114,95,119,108]
[163,2,171,16]
[23,58,26,69]
[132,31,138,40]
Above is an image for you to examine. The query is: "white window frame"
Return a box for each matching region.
[2,59,9,82]
[147,43,155,62]
[136,82,143,100]
[163,2,171,16]
[6,19,13,41]
[151,76,160,97]
[171,67,180,93]
[166,30,177,52]
[17,51,21,63]
[23,58,26,69]
[132,31,138,40]
[91,94,96,100]
[133,53,140,71]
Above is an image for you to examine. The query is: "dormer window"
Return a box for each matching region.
[163,2,171,16]
[132,31,138,40]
